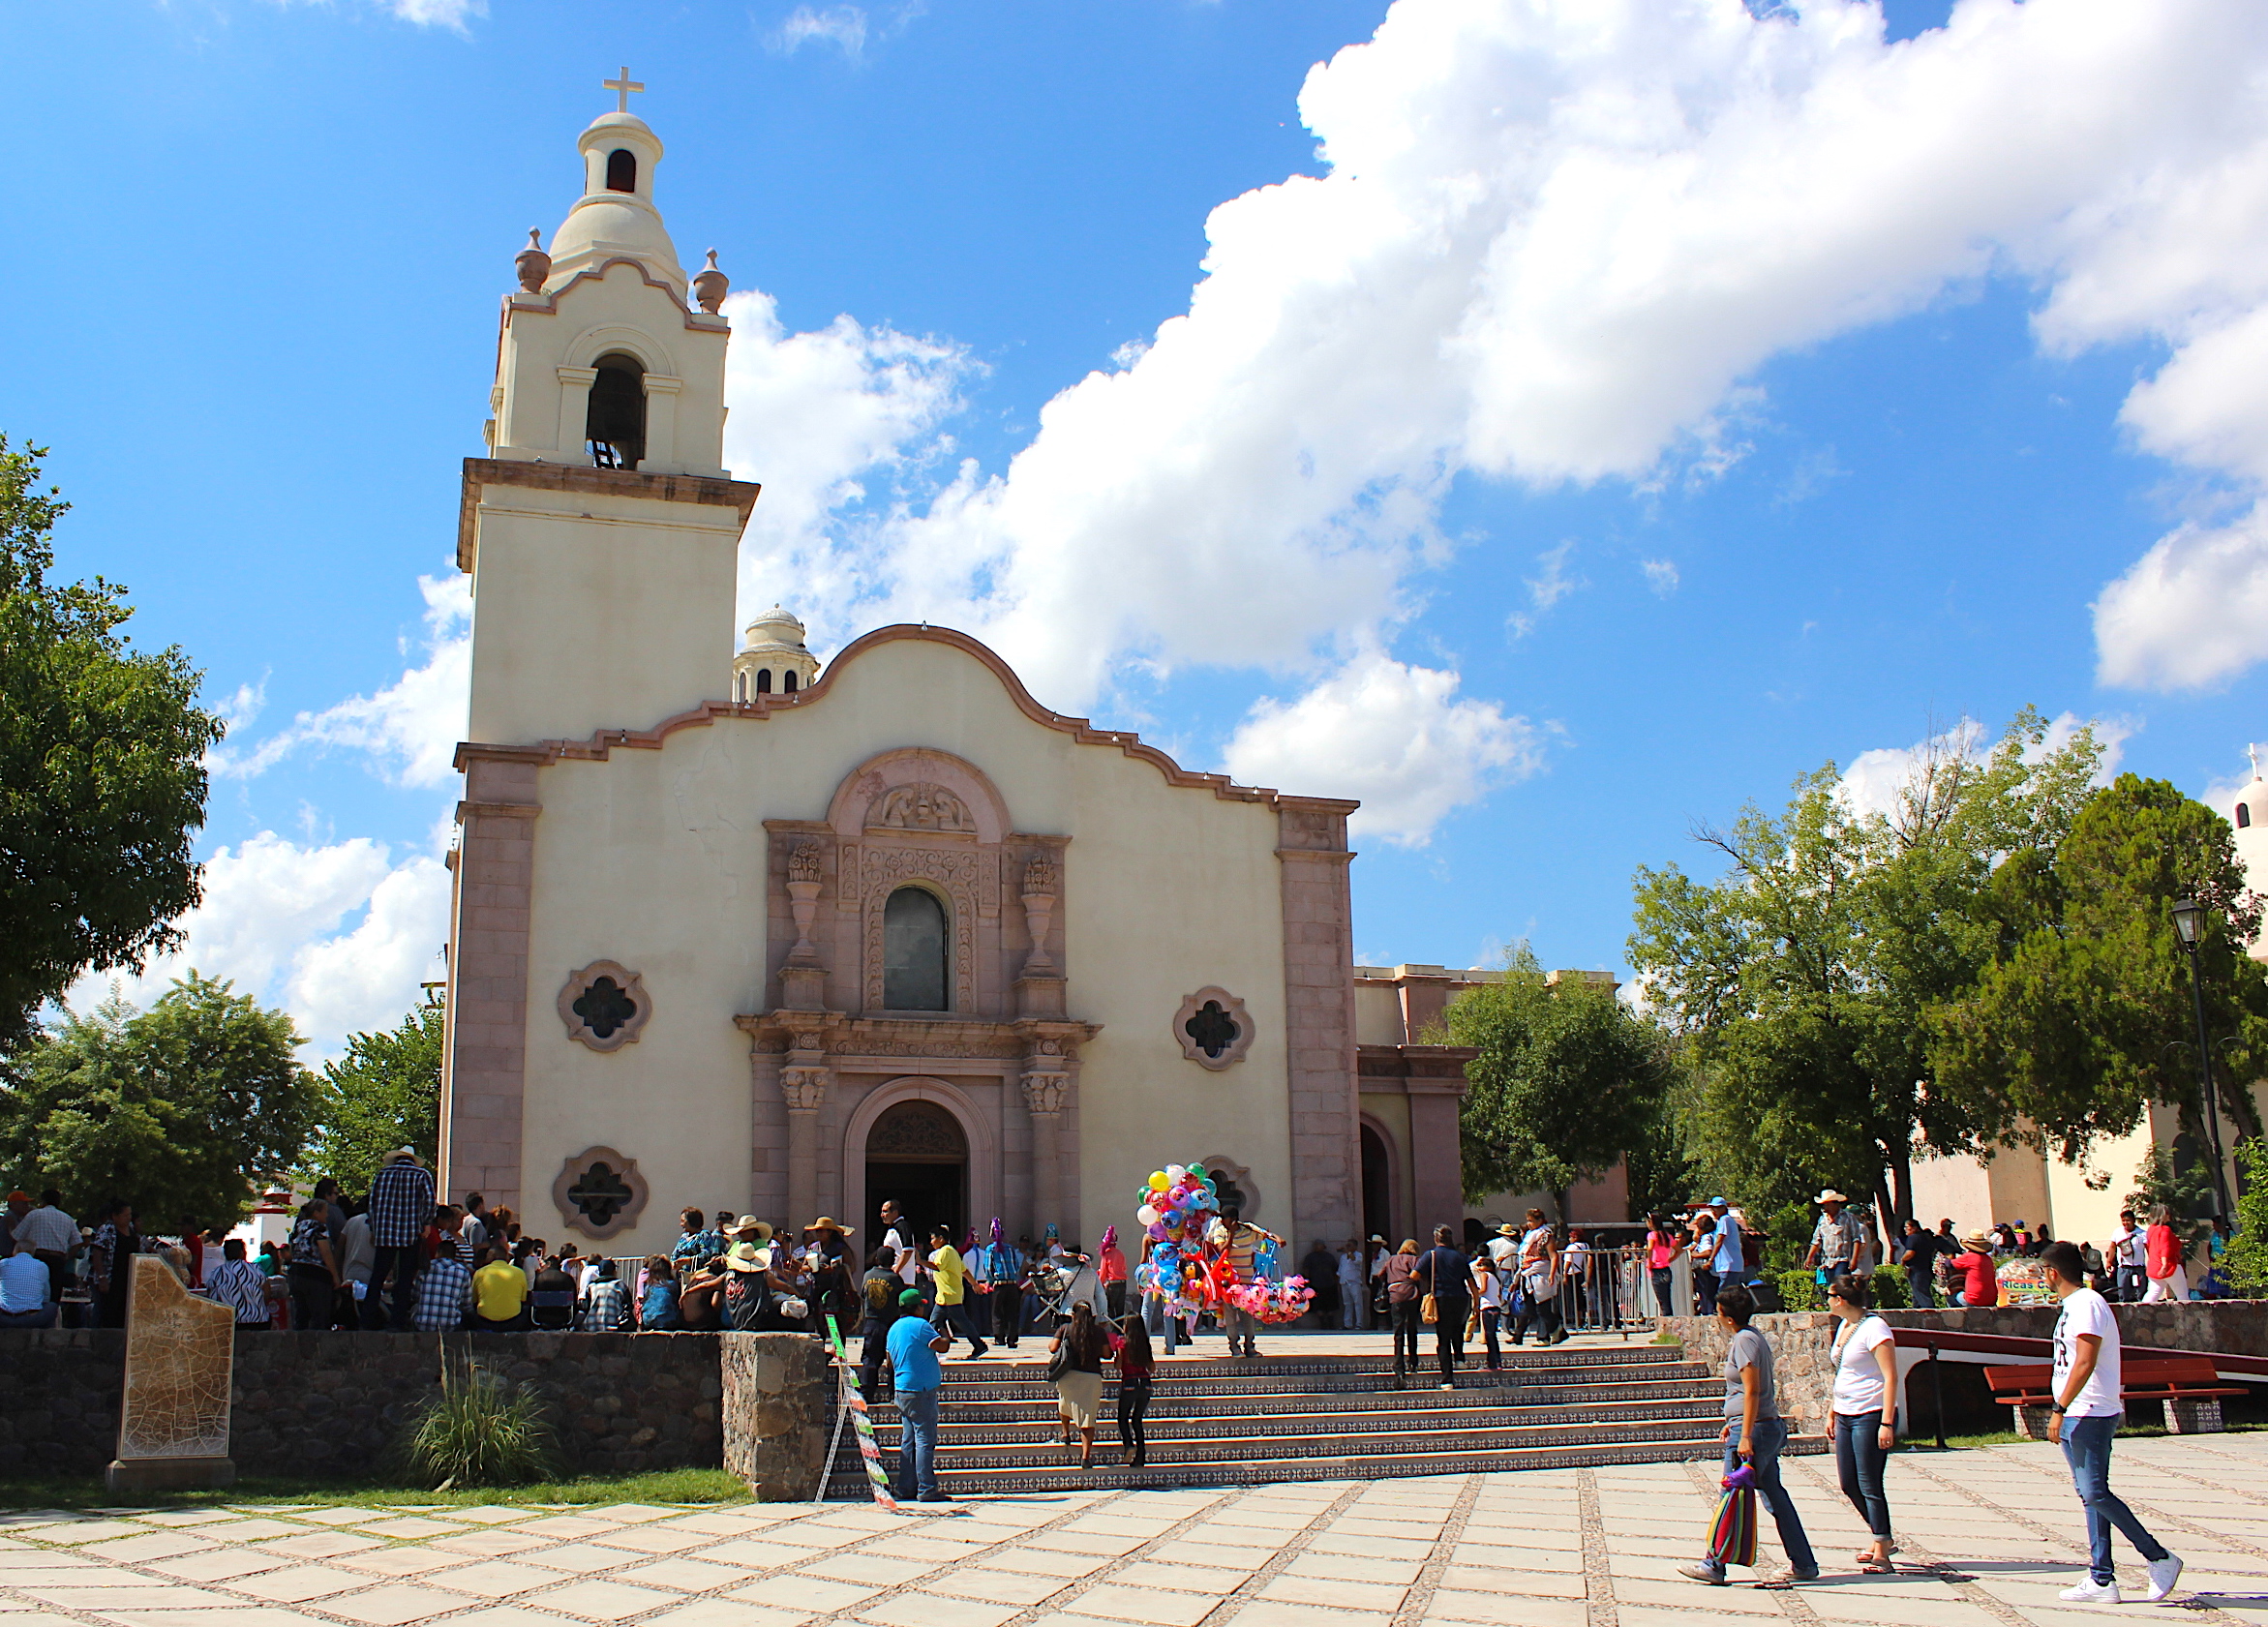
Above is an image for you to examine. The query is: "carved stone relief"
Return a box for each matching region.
[860,846,979,1011]
[869,782,977,833]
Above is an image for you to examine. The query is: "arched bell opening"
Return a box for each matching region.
[605,148,638,194]
[586,351,646,468]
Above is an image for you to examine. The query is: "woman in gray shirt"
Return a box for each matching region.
[1680,1282,1819,1586]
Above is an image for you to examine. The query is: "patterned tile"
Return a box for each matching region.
[317,1583,483,1625]
[527,1578,688,1619]
[222,1564,375,1602]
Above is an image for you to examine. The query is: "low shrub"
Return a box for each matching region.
[394,1358,561,1491]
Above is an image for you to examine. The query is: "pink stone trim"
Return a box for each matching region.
[1278,801,1361,1257]
[440,756,539,1218]
[451,623,1366,817]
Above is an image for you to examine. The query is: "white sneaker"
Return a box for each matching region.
[2143,1554,2184,1603]
[2059,1579,2122,1604]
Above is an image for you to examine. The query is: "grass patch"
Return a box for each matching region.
[1916,1418,2265,1453]
[0,1466,752,1514]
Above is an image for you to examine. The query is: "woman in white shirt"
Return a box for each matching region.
[1826,1272,1898,1572]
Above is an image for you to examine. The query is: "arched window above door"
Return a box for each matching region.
[883,886,950,1010]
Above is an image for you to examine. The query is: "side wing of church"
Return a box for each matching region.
[438,91,1466,1261]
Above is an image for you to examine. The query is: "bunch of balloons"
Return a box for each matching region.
[1134,1160,1309,1319]
[1134,1162,1218,1244]
[1225,1276,1316,1324]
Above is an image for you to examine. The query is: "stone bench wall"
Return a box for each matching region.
[1659,1300,2268,1434]
[0,1330,831,1495]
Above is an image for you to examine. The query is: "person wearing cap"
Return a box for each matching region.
[1948,1230,1999,1309]
[887,1286,953,1502]
[1803,1190,1864,1286]
[1706,1197,1744,1304]
[364,1148,435,1331]
[1367,1235,1390,1328]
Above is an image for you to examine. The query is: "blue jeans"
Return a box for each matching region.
[2060,1412,2168,1584]
[1906,1270,1937,1310]
[1143,1295,1178,1355]
[1833,1410,1891,1539]
[1721,1416,1815,1575]
[893,1386,941,1500]
[2114,1267,2145,1304]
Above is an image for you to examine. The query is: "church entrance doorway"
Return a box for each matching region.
[1360,1123,1392,1244]
[863,1099,968,1261]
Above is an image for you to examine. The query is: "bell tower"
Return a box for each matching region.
[458,71,759,747]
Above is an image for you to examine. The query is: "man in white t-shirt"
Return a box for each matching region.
[2042,1241,2182,1606]
[879,1201,920,1289]
[2107,1210,2145,1303]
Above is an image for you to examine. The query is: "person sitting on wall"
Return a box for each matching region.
[0,1237,57,1329]
[205,1238,272,1330]
[470,1244,531,1331]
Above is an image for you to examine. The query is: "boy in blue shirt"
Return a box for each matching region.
[885,1289,953,1502]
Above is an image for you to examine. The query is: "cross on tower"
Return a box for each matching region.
[603,66,645,113]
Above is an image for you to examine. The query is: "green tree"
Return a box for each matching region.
[1927,773,2268,1159]
[0,973,321,1225]
[1629,710,2105,1225]
[308,999,444,1194]
[2223,1139,2268,1297]
[1447,949,1674,1220]
[0,437,225,1048]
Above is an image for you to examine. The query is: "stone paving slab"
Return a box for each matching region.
[7,1436,2268,1626]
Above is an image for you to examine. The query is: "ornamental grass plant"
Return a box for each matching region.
[394,1355,562,1491]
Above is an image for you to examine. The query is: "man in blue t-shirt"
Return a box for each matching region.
[885,1289,953,1502]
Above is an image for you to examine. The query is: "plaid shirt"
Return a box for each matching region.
[367,1160,436,1248]
[580,1277,629,1331]
[205,1258,271,1325]
[673,1228,726,1265]
[412,1254,471,1332]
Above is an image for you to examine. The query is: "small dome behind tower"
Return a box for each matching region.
[733,606,821,701]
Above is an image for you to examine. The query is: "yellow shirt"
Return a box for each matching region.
[473,1259,529,1321]
[929,1245,967,1305]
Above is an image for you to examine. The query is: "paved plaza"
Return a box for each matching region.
[4,1433,2266,1627]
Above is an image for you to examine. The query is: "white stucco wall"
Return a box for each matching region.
[511,634,1294,1258]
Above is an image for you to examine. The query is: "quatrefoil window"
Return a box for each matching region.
[1185,1001,1239,1059]
[557,961,652,1053]
[551,1145,650,1241]
[566,1160,634,1225]
[1172,986,1255,1071]
[573,977,637,1039]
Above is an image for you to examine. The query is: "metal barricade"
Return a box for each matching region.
[1545,1243,1664,1338]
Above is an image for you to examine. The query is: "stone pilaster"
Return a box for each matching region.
[442,750,544,1216]
[1277,798,1362,1255]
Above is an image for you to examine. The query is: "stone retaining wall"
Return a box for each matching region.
[1659,1300,2268,1434]
[0,1329,832,1497]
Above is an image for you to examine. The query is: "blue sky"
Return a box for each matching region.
[11,0,2268,1053]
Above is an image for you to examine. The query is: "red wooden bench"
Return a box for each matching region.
[1984,1356,2244,1437]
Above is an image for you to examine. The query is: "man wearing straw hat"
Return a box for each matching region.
[1803,1190,1864,1287]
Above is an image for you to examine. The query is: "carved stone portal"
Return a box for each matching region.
[1174,986,1255,1070]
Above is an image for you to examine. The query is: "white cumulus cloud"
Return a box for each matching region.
[1222,653,1547,846]
[1838,710,2131,822]
[64,831,450,1061]
[212,571,469,790]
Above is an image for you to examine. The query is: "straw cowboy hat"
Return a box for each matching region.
[1813,1189,1849,1205]
[728,1216,773,1242]
[1961,1231,1993,1253]
[1496,1222,1520,1237]
[801,1216,855,1235]
[384,1147,420,1164]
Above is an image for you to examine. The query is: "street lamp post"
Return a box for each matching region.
[2167,898,2234,1228]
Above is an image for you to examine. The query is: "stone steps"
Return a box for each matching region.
[824,1342,1752,1498]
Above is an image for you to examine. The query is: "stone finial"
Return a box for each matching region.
[787,842,823,885]
[514,228,552,294]
[693,248,730,314]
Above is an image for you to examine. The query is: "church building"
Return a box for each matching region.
[438,87,1469,1261]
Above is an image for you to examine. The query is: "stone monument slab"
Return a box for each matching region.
[106,1254,236,1494]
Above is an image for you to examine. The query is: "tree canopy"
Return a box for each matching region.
[1628,710,2108,1222]
[0,973,321,1226]
[0,437,224,1047]
[307,999,444,1195]
[1446,949,1674,1219]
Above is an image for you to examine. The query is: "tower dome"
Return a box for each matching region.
[545,109,686,295]
[733,606,820,700]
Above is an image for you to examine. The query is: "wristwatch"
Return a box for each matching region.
[2049,1403,2068,1415]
